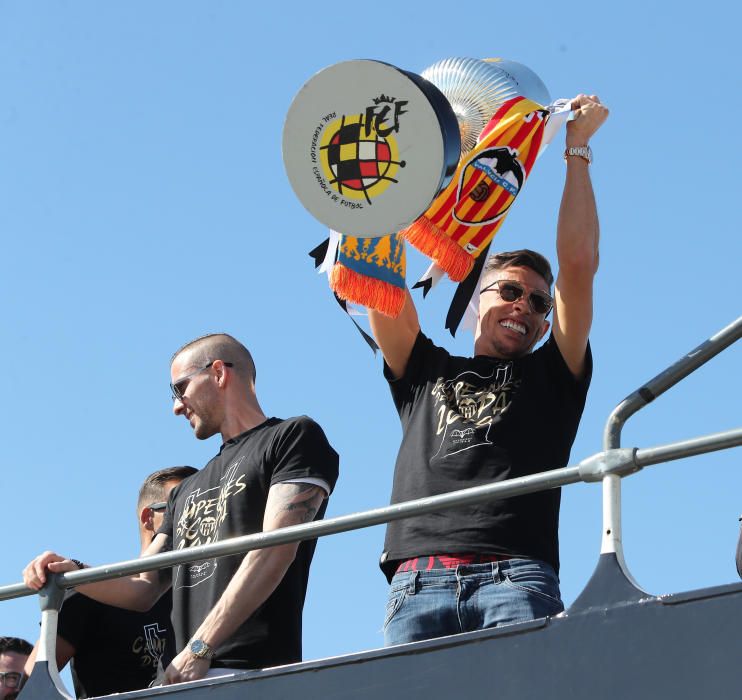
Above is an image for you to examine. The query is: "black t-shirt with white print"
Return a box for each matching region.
[159,415,339,670]
[57,590,173,698]
[381,332,591,582]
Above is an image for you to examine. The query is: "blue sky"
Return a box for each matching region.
[1,0,740,677]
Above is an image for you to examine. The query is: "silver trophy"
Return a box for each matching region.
[422,57,551,155]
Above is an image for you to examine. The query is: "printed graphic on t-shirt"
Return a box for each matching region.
[430,362,520,459]
[132,622,167,669]
[173,457,247,589]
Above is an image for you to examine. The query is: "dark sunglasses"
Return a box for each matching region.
[147,501,168,512]
[481,279,553,315]
[170,361,233,402]
[0,672,25,690]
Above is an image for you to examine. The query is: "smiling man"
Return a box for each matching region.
[369,94,608,645]
[24,333,339,684]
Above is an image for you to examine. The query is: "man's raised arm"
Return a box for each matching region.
[552,93,609,378]
[368,287,421,380]
[162,482,327,684]
[22,533,172,612]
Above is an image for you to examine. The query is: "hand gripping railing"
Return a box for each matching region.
[3,433,741,700]
[0,315,739,699]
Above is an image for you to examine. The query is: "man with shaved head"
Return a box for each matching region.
[25,333,339,684]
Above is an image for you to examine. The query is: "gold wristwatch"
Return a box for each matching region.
[189,639,216,660]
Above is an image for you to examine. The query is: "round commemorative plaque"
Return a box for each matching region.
[282,60,461,239]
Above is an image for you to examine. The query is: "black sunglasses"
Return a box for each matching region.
[170,361,233,402]
[481,279,553,315]
[147,501,168,512]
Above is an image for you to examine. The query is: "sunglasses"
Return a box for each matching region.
[0,672,24,690]
[147,501,168,512]
[480,279,553,315]
[170,361,233,402]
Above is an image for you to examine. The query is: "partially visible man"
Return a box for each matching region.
[24,333,339,684]
[369,94,608,645]
[0,637,32,700]
[24,466,197,698]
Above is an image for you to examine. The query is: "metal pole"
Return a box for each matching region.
[600,315,741,569]
[0,464,583,601]
[604,315,741,451]
[1,431,739,604]
[35,575,72,699]
[635,428,742,468]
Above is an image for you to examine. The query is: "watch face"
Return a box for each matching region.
[190,638,215,659]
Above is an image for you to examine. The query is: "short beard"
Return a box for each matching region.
[193,411,218,440]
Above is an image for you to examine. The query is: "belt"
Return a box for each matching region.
[395,553,512,574]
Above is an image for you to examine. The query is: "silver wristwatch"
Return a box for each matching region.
[189,639,216,660]
[564,145,592,165]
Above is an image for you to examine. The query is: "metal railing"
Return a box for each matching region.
[1,314,740,697]
[598,315,742,582]
[1,426,740,603]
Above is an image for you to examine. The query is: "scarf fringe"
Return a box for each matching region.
[401,217,473,283]
[330,262,405,318]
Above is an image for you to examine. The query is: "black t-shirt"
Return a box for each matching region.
[57,590,173,698]
[381,332,591,581]
[159,416,339,669]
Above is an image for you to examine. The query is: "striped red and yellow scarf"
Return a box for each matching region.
[323,96,554,320]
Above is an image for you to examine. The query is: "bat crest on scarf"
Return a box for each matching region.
[452,145,524,226]
[401,96,548,282]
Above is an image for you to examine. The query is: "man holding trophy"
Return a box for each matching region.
[369,93,608,645]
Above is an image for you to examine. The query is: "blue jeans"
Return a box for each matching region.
[383,558,563,646]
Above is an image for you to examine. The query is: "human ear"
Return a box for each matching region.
[140,507,154,532]
[538,319,550,341]
[212,360,229,387]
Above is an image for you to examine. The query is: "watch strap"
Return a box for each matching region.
[564,145,592,164]
[189,639,216,660]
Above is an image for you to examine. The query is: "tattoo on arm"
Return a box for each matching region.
[272,483,325,524]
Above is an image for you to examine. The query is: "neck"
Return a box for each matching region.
[139,530,153,555]
[219,401,268,443]
[473,332,504,359]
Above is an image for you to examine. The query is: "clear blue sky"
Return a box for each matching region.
[1,0,740,677]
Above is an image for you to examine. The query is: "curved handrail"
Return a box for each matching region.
[604,315,741,451]
[598,314,742,582]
